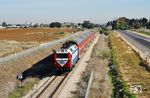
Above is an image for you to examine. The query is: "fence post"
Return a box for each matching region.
[85,70,93,98]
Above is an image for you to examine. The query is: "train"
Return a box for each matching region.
[54,31,96,71]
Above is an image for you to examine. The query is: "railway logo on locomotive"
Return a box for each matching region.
[57,60,68,67]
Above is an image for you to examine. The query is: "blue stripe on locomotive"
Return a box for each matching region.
[72,55,78,65]
[71,48,79,65]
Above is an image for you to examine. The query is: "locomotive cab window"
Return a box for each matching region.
[57,53,68,58]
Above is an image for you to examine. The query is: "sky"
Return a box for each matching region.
[0,0,150,24]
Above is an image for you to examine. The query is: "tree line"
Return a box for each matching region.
[1,21,100,29]
[50,21,99,28]
[107,17,150,30]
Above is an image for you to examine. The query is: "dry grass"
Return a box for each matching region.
[8,78,39,98]
[0,27,76,57]
[0,43,61,98]
[0,31,84,98]
[136,29,150,36]
[0,40,38,57]
[72,34,112,98]
[0,27,76,42]
[110,32,150,98]
[88,34,111,98]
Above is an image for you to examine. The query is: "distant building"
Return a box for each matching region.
[24,22,32,28]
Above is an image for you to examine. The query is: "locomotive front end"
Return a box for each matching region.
[54,49,72,71]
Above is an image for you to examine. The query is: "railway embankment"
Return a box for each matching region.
[115,30,150,71]
[0,31,84,98]
[72,33,112,98]
[4,43,61,98]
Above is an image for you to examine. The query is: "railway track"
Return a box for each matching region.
[24,58,82,98]
[23,33,98,98]
[28,52,85,98]
[36,76,57,98]
[31,74,68,98]
[48,74,68,98]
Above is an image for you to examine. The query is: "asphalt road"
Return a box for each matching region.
[118,30,150,55]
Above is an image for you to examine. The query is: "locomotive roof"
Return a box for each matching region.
[74,32,93,44]
[56,44,77,54]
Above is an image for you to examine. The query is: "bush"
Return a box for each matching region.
[50,22,62,28]
[100,28,109,36]
[101,50,111,59]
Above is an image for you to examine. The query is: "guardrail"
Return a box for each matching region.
[85,70,93,98]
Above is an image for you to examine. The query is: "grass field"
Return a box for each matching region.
[0,27,76,42]
[0,27,76,57]
[136,29,150,36]
[0,27,76,97]
[0,41,38,57]
[109,32,150,98]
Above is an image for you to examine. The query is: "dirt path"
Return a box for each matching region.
[87,34,111,98]
[57,34,100,98]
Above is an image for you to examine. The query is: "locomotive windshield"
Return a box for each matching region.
[57,53,68,58]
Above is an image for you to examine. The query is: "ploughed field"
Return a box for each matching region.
[0,28,75,57]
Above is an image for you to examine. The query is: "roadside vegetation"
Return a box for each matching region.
[136,29,150,36]
[109,32,136,98]
[100,27,109,36]
[109,32,150,98]
[9,78,39,98]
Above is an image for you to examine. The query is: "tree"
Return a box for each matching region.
[134,22,141,29]
[116,17,129,30]
[129,19,135,28]
[141,18,148,27]
[33,23,38,28]
[112,20,117,30]
[146,21,150,29]
[78,23,82,26]
[82,21,95,29]
[2,22,7,27]
[50,22,62,28]
[108,17,149,30]
[82,21,90,28]
[106,21,112,26]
